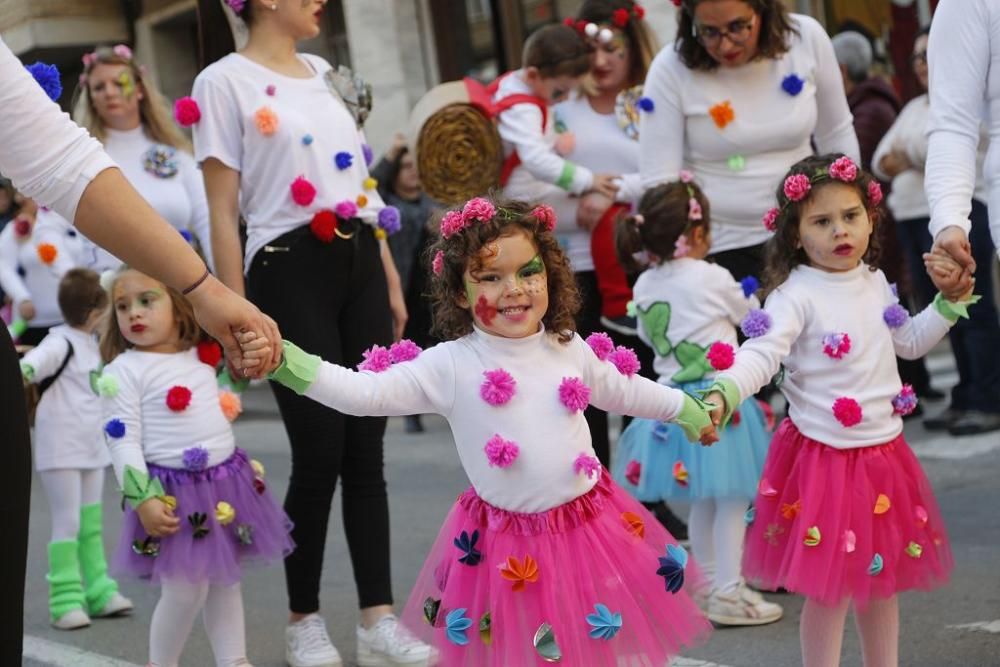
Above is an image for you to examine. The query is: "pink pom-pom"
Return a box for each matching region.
[335,199,358,219]
[679,169,694,183]
[290,176,317,206]
[480,369,516,406]
[585,332,614,361]
[832,397,863,427]
[173,97,201,127]
[673,235,690,259]
[388,339,422,364]
[461,197,495,225]
[439,210,466,239]
[357,345,392,373]
[573,453,602,479]
[822,332,852,360]
[687,197,703,221]
[783,174,811,202]
[431,250,445,276]
[706,341,735,370]
[531,204,557,232]
[892,384,918,416]
[219,390,243,422]
[484,434,519,468]
[761,207,780,232]
[609,345,640,377]
[624,460,641,486]
[828,156,858,182]
[554,131,575,156]
[867,180,883,207]
[558,377,591,413]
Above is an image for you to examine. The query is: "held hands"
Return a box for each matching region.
[877,149,912,179]
[590,174,620,201]
[576,192,614,232]
[235,330,279,374]
[924,247,975,301]
[136,497,180,537]
[930,226,976,277]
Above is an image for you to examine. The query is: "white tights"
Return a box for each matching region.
[688,498,749,593]
[39,468,105,541]
[800,596,899,667]
[149,579,248,667]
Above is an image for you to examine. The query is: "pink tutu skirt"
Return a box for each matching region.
[399,471,710,666]
[743,419,952,609]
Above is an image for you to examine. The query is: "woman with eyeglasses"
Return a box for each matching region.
[640,0,859,283]
[874,27,1000,438]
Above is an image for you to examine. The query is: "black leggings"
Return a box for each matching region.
[247,224,394,613]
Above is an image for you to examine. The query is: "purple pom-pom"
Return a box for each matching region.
[883,304,909,329]
[573,453,602,479]
[358,345,392,372]
[608,346,640,377]
[26,62,62,102]
[377,206,401,234]
[104,419,126,439]
[740,275,759,298]
[638,96,655,112]
[484,435,519,468]
[388,339,422,364]
[586,332,615,361]
[182,446,210,472]
[740,309,772,338]
[558,377,591,413]
[334,151,354,170]
[362,143,374,166]
[892,384,918,416]
[781,73,804,96]
[480,369,516,406]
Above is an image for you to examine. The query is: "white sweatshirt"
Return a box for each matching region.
[0,218,67,327]
[924,0,1000,254]
[639,14,860,253]
[719,264,953,448]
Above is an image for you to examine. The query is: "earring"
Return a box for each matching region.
[270,3,277,9]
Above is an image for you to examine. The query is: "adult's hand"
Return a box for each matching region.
[576,192,613,232]
[931,225,976,276]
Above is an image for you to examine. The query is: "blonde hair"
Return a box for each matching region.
[73,47,192,152]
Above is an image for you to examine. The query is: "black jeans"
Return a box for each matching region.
[248,224,394,613]
[895,201,1000,413]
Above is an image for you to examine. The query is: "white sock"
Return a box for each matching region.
[800,597,850,667]
[713,498,750,593]
[854,596,899,667]
[203,582,248,667]
[80,468,105,506]
[688,499,716,589]
[149,579,209,667]
[39,470,82,542]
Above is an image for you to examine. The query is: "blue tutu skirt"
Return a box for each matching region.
[612,380,772,502]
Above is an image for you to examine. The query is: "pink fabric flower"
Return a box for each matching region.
[673,235,690,259]
[388,339,422,364]
[828,156,858,182]
[761,207,780,232]
[112,44,133,59]
[832,397,863,427]
[679,169,694,183]
[461,197,495,225]
[624,460,641,486]
[431,250,445,276]
[439,210,466,239]
[480,369,516,406]
[573,453,601,479]
[531,204,557,232]
[173,97,201,127]
[687,197,702,221]
[706,342,735,371]
[822,332,851,359]
[334,199,358,219]
[783,174,811,201]
[609,346,640,377]
[585,332,614,361]
[558,377,591,413]
[484,435,519,468]
[290,176,317,206]
[357,345,392,373]
[867,180,883,207]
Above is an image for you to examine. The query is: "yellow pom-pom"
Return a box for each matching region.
[363,177,378,191]
[250,459,266,478]
[374,228,388,241]
[215,501,236,526]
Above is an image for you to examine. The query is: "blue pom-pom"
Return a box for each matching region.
[638,96,655,112]
[334,151,353,170]
[377,206,401,234]
[26,62,62,102]
[740,275,760,298]
[302,134,314,146]
[781,73,804,96]
[104,419,126,439]
[362,143,374,166]
[179,229,193,243]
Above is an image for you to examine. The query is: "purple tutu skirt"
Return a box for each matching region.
[399,471,710,666]
[111,448,294,585]
[743,419,952,609]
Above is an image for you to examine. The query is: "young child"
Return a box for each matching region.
[252,196,714,665]
[609,176,782,627]
[495,23,619,204]
[20,268,133,630]
[704,154,975,667]
[99,267,292,667]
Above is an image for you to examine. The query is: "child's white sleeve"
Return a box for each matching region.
[0,229,31,304]
[100,362,152,504]
[20,333,70,382]
[709,263,760,325]
[878,276,960,360]
[577,336,684,421]
[497,103,594,194]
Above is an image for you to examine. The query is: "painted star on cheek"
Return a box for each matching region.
[475,295,497,326]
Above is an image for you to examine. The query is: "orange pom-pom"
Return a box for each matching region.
[36,243,57,265]
[254,106,279,135]
[709,100,735,129]
[356,194,368,207]
[219,390,243,422]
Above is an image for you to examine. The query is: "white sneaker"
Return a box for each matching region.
[356,614,432,666]
[52,607,91,630]
[285,614,343,667]
[93,592,134,617]
[707,582,783,626]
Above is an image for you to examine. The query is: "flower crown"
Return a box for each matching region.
[565,3,646,44]
[79,44,142,85]
[760,156,883,232]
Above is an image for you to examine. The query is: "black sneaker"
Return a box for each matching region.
[924,408,963,431]
[948,411,1000,436]
[600,315,638,337]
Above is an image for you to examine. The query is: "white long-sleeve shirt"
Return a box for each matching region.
[718,264,953,448]
[925,0,1000,255]
[640,14,859,254]
[101,348,236,487]
[0,38,116,222]
[0,218,67,327]
[633,258,757,385]
[293,326,685,513]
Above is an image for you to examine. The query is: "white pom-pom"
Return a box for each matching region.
[99,269,117,293]
[584,22,599,38]
[598,28,614,44]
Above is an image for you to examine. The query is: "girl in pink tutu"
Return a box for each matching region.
[704,153,976,667]
[256,195,714,665]
[100,266,291,667]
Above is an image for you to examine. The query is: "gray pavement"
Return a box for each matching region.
[22,351,1000,666]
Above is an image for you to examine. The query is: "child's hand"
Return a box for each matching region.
[923,250,974,301]
[699,422,719,446]
[704,390,726,427]
[591,174,620,200]
[236,330,282,374]
[136,498,180,537]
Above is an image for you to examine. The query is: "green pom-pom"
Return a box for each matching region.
[96,373,120,397]
[625,300,637,317]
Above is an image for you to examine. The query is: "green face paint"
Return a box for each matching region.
[517,255,545,279]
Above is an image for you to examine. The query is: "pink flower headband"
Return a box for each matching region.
[79,44,142,84]
[439,198,557,240]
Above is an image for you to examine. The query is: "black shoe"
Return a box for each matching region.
[924,408,963,431]
[600,315,638,337]
[643,501,688,541]
[404,414,424,434]
[918,387,947,400]
[947,411,1000,436]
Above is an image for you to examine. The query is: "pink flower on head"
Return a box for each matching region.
[832,397,863,427]
[609,345,640,377]
[484,434,519,468]
[706,342,735,370]
[112,44,133,59]
[558,377,591,413]
[431,250,445,276]
[573,453,602,479]
[461,197,496,225]
[334,199,358,219]
[783,174,811,202]
[480,369,516,406]
[357,345,392,373]
[531,204,557,232]
[828,156,858,182]
[82,52,97,67]
[687,197,703,221]
[867,180,883,207]
[673,235,690,259]
[761,207,780,232]
[624,460,641,486]
[822,332,851,360]
[388,339,422,364]
[679,169,694,183]
[586,332,614,360]
[439,210,466,239]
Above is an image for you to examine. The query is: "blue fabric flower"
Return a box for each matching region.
[781,74,804,96]
[445,608,473,645]
[453,529,482,566]
[741,275,760,298]
[362,143,374,166]
[104,419,126,439]
[586,603,623,640]
[302,134,314,146]
[377,206,401,234]
[334,151,353,170]
[740,308,772,338]
[638,96,655,112]
[656,543,688,594]
[883,304,909,329]
[26,62,62,102]
[182,446,209,472]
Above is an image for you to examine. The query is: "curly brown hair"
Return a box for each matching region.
[674,0,797,71]
[427,196,580,344]
[762,153,883,295]
[615,180,710,273]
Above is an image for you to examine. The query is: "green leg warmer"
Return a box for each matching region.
[78,503,119,615]
[47,540,86,622]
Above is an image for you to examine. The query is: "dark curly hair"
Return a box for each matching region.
[427,196,580,344]
[762,153,883,295]
[674,0,796,71]
[615,180,710,273]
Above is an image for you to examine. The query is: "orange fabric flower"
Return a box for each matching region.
[709,101,735,129]
[37,243,57,265]
[780,499,801,520]
[621,511,644,539]
[498,554,539,592]
[254,106,279,136]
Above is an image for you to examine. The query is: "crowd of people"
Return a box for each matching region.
[0,0,997,666]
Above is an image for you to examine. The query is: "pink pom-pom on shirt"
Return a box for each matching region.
[290,176,317,206]
[828,156,858,182]
[388,339,422,364]
[761,207,780,232]
[558,377,591,413]
[706,341,735,370]
[609,345,640,377]
[832,397,863,427]
[439,210,466,239]
[783,174,811,201]
[480,369,516,406]
[431,250,445,276]
[335,199,358,220]
[484,435,519,468]
[461,197,495,224]
[531,204,557,232]
[357,345,392,373]
[822,332,852,359]
[867,180,884,207]
[586,332,614,361]
[624,460,641,486]
[573,453,601,479]
[173,97,201,127]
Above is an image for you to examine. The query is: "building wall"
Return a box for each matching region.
[0,0,127,55]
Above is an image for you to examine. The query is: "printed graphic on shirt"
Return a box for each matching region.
[636,302,672,357]
[637,301,714,384]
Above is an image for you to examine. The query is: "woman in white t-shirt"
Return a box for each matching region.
[191,2,424,666]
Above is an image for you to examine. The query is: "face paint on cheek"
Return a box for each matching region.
[117,71,135,99]
[474,294,497,326]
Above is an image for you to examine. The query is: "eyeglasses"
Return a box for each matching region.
[910,50,927,66]
[693,15,756,47]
